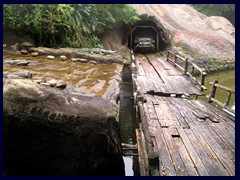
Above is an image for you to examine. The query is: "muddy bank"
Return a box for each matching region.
[3,78,125,175]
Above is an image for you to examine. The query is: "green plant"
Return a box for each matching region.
[122,54,130,60]
[3,4,139,48]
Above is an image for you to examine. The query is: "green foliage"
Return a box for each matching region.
[191,4,235,26]
[3,4,139,48]
[176,46,189,59]
[122,54,130,60]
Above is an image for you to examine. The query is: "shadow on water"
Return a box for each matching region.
[119,64,140,176]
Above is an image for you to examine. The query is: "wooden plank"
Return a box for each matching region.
[154,104,168,128]
[198,99,235,120]
[149,58,168,83]
[162,128,188,176]
[136,128,149,176]
[197,100,235,124]
[150,127,177,176]
[181,99,234,156]
[206,121,235,154]
[177,126,210,176]
[168,126,180,137]
[144,100,158,120]
[174,137,199,176]
[168,99,190,129]
[137,76,150,93]
[154,96,179,128]
[188,122,231,176]
[136,58,146,76]
[192,121,235,175]
[178,99,234,154]
[183,127,228,176]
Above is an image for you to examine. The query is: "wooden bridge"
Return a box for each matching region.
[131,51,235,176]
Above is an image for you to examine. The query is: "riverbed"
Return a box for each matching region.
[3,53,121,97]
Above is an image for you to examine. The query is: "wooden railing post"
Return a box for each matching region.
[200,70,207,91]
[174,53,177,67]
[224,91,232,108]
[208,80,218,102]
[166,50,170,61]
[191,66,195,75]
[184,58,189,75]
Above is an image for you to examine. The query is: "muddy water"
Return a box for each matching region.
[3,54,120,97]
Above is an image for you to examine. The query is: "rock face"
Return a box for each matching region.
[3,79,125,175]
[129,4,235,60]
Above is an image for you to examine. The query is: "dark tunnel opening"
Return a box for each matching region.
[124,14,170,54]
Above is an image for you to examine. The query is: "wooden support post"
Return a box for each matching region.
[224,91,232,108]
[184,58,189,75]
[200,70,207,91]
[174,53,177,67]
[208,80,218,103]
[191,66,195,75]
[166,50,169,61]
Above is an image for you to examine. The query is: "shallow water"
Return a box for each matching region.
[3,54,120,97]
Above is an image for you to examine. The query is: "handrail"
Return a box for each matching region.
[207,80,235,112]
[166,50,207,91]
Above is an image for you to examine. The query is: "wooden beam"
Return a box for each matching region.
[136,128,149,176]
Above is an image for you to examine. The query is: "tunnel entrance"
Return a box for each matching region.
[130,26,159,54]
[126,14,170,54]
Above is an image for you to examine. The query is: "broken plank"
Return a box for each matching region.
[162,128,188,176]
[150,127,177,176]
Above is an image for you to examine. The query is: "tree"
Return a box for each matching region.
[191,4,235,26]
[3,4,139,48]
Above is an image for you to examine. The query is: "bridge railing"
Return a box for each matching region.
[166,50,207,91]
[207,80,235,113]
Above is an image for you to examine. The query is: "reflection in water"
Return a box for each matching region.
[123,156,134,176]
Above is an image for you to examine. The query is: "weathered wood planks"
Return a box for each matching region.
[137,95,235,176]
[133,54,234,176]
[135,55,204,96]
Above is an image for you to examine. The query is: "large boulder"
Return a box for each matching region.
[3,79,125,175]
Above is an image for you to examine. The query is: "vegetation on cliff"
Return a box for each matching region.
[3,4,139,48]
